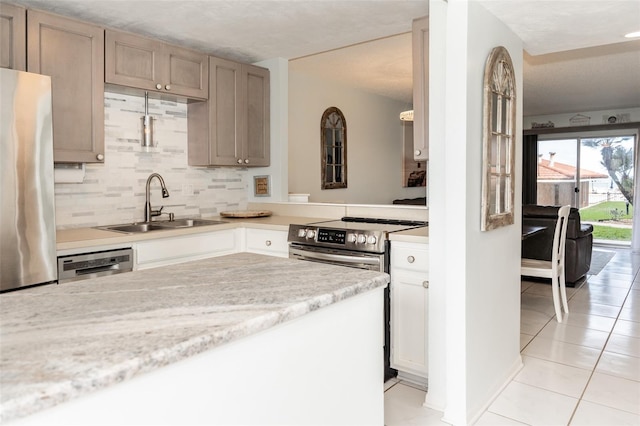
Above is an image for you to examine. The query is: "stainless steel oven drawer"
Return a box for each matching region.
[289,244,385,272]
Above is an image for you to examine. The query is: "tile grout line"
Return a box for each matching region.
[566,249,640,425]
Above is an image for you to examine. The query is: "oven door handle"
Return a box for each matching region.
[289,247,382,267]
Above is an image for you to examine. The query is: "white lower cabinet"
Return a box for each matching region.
[243,228,289,258]
[390,241,429,379]
[135,228,239,270]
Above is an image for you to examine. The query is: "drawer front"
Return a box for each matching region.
[391,242,429,273]
[245,228,288,258]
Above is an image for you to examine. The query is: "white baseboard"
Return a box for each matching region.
[468,355,524,425]
[397,370,428,389]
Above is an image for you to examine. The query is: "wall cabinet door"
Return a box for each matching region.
[105,29,208,100]
[390,241,429,378]
[242,64,270,166]
[188,57,270,167]
[0,3,26,70]
[27,10,104,163]
[206,56,243,166]
[164,44,209,99]
[412,16,428,161]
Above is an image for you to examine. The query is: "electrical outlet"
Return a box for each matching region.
[182,184,194,196]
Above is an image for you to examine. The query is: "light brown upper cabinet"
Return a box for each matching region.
[105,30,208,100]
[412,16,428,161]
[27,10,105,163]
[188,56,270,167]
[0,3,26,70]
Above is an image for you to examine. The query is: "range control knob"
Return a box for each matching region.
[347,233,357,243]
[366,235,377,245]
[297,229,307,238]
[306,229,316,239]
[357,234,366,244]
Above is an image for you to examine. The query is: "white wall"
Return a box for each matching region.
[429,0,523,423]
[524,107,640,129]
[248,58,289,203]
[288,71,427,205]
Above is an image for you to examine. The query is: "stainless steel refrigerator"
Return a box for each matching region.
[1,68,57,292]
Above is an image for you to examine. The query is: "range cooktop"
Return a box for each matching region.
[288,216,428,253]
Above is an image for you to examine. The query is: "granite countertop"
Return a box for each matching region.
[56,215,332,251]
[389,226,429,244]
[56,215,430,252]
[0,253,389,423]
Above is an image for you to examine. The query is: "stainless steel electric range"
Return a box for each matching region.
[288,216,428,381]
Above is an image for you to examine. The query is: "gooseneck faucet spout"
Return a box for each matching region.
[145,173,169,222]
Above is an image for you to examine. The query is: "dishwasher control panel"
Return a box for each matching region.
[58,248,133,283]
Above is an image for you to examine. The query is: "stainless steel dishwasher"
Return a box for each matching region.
[57,248,134,283]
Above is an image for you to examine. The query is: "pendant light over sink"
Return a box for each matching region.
[141,91,155,150]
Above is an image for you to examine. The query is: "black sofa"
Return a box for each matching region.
[522,205,594,285]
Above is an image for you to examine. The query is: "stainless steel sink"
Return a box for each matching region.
[98,218,228,234]
[102,223,167,233]
[153,218,228,228]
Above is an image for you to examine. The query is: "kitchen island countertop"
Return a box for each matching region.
[0,253,389,423]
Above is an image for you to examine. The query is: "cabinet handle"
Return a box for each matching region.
[165,84,171,91]
[415,150,422,156]
[244,159,249,164]
[423,280,429,288]
[237,158,243,164]
[265,240,272,247]
[96,153,104,161]
[407,255,415,263]
[156,83,162,90]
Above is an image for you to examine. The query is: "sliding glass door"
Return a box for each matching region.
[537,135,635,242]
[537,138,579,207]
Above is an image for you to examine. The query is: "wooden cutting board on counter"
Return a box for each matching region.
[220,210,273,218]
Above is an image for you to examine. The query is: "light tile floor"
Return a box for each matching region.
[384,246,640,425]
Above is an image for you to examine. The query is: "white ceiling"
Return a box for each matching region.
[10,0,640,116]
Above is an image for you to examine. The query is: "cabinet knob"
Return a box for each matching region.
[415,150,422,156]
[156,83,162,90]
[165,84,171,91]
[244,159,249,164]
[96,153,104,161]
[237,158,243,164]
[265,240,272,247]
[423,280,429,288]
[407,255,415,263]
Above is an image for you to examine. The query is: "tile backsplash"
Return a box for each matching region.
[54,92,248,229]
